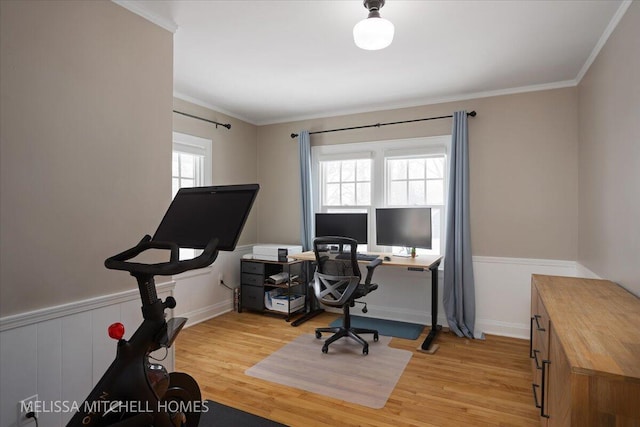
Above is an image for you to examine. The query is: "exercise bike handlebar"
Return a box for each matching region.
[105,234,219,276]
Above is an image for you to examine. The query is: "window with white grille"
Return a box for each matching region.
[313,136,449,256]
[172,132,212,259]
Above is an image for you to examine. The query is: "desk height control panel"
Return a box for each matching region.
[239,258,305,321]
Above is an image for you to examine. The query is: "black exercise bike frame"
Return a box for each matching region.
[66,235,219,427]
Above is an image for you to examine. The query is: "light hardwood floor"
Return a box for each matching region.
[175,311,539,427]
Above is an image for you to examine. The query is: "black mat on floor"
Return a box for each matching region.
[199,400,287,427]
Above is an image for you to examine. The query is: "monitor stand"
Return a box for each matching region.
[392,247,416,258]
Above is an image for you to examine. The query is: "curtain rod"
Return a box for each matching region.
[173,110,231,129]
[290,111,476,139]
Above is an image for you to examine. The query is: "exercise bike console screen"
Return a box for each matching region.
[153,184,259,251]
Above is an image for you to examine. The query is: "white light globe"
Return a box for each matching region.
[353,17,395,50]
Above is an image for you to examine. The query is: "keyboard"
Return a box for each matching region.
[335,253,379,261]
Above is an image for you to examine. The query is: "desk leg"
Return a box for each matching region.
[420,260,441,351]
[291,260,324,327]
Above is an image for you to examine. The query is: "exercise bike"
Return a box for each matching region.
[67,184,259,427]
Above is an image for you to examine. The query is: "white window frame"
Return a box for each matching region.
[172,132,212,260]
[172,131,212,194]
[312,135,450,255]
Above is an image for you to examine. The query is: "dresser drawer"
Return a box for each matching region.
[241,284,264,311]
[241,273,264,287]
[242,261,265,275]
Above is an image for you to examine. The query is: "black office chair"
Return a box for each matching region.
[312,236,382,355]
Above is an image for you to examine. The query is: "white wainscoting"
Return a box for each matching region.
[0,282,175,427]
[0,244,252,427]
[472,256,578,339]
[358,256,579,340]
[172,245,253,326]
[0,251,592,427]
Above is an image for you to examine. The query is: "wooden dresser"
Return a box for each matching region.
[530,274,640,426]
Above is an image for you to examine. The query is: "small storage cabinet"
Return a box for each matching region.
[530,274,640,426]
[240,258,305,321]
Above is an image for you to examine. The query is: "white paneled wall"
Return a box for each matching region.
[472,256,578,338]
[0,282,175,427]
[172,245,253,325]
[0,251,589,427]
[358,256,580,339]
[0,245,252,427]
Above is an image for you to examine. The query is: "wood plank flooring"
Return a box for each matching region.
[175,311,539,426]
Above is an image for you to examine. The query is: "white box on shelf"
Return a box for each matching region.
[252,244,303,262]
[264,289,305,313]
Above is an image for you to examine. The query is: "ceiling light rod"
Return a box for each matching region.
[290,111,477,139]
[173,110,231,130]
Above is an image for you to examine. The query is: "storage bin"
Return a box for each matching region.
[264,289,305,313]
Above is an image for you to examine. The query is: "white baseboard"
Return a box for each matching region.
[575,262,602,279]
[475,319,531,340]
[182,300,233,328]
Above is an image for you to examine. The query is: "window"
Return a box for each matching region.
[172,132,212,259]
[386,157,444,206]
[321,159,372,207]
[313,136,449,256]
[172,132,212,199]
[317,157,372,250]
[385,155,445,256]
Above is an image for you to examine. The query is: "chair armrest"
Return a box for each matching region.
[364,258,383,284]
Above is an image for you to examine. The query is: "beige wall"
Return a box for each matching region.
[172,98,259,245]
[0,1,173,316]
[577,2,639,295]
[2,0,633,319]
[257,88,579,260]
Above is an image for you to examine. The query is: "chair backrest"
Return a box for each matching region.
[312,236,362,308]
[313,236,361,278]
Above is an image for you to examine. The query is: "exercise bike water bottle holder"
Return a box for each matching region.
[67,184,259,427]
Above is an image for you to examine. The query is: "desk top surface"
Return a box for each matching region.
[291,250,442,269]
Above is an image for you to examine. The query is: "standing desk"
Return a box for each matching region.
[290,251,443,352]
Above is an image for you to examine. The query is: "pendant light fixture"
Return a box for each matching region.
[353,0,395,51]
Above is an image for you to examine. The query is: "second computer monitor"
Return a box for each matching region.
[376,207,432,249]
[315,213,368,244]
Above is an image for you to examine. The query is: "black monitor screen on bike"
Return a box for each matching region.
[153,184,259,251]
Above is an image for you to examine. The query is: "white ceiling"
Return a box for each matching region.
[118,0,629,125]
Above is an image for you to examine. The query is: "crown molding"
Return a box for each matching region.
[575,0,633,83]
[253,79,578,126]
[173,91,256,125]
[177,80,579,127]
[112,0,178,33]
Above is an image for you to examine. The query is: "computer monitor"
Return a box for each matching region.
[315,213,368,244]
[376,207,432,249]
[153,184,259,251]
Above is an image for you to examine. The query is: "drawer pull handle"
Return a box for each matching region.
[534,314,545,332]
[529,317,535,358]
[540,359,551,418]
[532,383,542,409]
[533,349,542,370]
